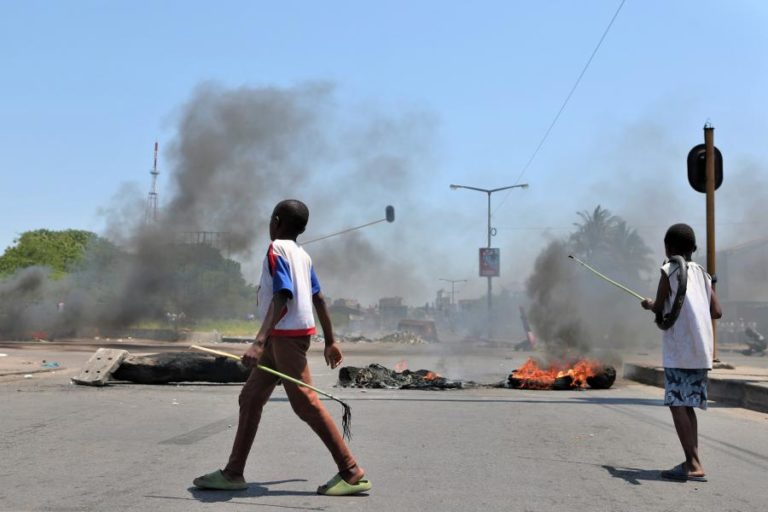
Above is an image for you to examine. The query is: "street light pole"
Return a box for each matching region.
[486,191,492,315]
[439,278,467,307]
[450,183,528,340]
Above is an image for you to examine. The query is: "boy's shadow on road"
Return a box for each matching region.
[602,465,684,485]
[187,479,318,501]
[146,479,329,511]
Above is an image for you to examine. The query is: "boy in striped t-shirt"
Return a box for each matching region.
[194,199,370,496]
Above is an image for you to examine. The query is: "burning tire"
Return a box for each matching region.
[585,365,616,389]
[508,357,616,390]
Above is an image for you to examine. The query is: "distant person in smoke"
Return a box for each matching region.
[193,199,371,496]
[641,223,722,482]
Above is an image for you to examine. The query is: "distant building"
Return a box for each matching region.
[377,297,408,330]
[718,238,768,302]
[717,238,768,332]
[397,319,438,341]
[379,297,408,318]
[435,289,451,312]
[457,298,483,312]
[330,298,362,318]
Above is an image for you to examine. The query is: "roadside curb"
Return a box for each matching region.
[623,363,768,414]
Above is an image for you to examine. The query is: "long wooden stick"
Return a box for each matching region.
[568,255,645,300]
[189,344,352,440]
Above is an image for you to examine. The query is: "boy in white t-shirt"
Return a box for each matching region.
[641,223,722,482]
[194,200,371,496]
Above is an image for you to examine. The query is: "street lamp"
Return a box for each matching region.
[450,183,529,339]
[439,278,467,308]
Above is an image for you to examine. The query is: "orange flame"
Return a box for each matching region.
[511,357,601,389]
[394,360,408,372]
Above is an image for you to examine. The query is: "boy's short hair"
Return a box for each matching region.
[664,223,697,255]
[274,199,309,234]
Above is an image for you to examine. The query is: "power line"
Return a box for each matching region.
[494,220,768,232]
[494,0,627,214]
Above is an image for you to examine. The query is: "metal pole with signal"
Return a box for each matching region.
[687,123,724,364]
[302,206,395,245]
[704,124,718,361]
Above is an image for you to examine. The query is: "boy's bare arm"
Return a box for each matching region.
[313,291,343,368]
[710,287,723,319]
[312,291,335,344]
[242,291,291,367]
[642,270,670,314]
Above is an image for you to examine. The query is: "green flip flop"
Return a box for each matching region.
[193,469,249,490]
[317,473,372,496]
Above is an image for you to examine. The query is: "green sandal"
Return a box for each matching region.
[193,469,249,490]
[317,473,372,496]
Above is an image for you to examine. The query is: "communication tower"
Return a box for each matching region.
[145,141,160,224]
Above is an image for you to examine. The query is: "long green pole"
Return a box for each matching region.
[568,255,644,301]
[190,344,344,401]
[190,344,352,440]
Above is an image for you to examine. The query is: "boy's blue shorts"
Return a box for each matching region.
[664,368,709,410]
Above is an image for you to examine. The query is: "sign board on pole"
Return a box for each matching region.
[479,248,500,277]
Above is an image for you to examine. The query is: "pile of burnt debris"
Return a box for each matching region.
[72,349,250,386]
[113,352,250,384]
[338,364,480,390]
[72,349,615,391]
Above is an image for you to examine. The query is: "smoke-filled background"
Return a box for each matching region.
[1,80,767,355]
[106,82,441,301]
[0,82,451,337]
[2,1,768,352]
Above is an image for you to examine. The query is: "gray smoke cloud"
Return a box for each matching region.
[520,119,768,361]
[582,120,768,321]
[525,208,657,363]
[164,83,436,299]
[96,82,439,323]
[0,82,449,339]
[0,266,94,339]
[3,88,766,343]
[0,267,51,338]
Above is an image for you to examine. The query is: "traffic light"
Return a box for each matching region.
[687,143,723,193]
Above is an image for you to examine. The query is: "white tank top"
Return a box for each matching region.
[661,260,713,369]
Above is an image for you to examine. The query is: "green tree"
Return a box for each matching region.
[0,229,99,278]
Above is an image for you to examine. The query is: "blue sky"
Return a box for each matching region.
[2,0,767,302]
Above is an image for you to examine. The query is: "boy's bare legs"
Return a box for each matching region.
[669,406,705,476]
[221,355,280,483]
[272,336,365,484]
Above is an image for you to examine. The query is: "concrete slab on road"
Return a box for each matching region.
[1,341,767,512]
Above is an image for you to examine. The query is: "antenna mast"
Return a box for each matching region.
[145,141,159,224]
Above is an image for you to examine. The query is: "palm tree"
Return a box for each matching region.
[610,219,653,274]
[570,205,616,260]
[569,205,654,282]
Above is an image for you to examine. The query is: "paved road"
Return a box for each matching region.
[1,341,767,512]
